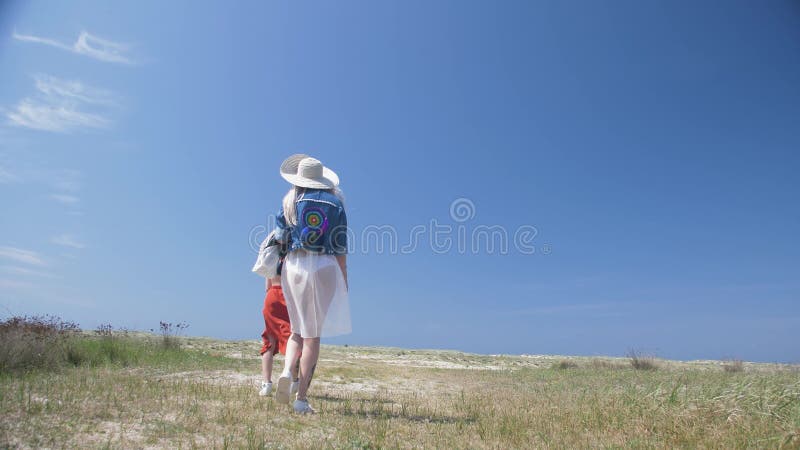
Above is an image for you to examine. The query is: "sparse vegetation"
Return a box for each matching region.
[0,316,207,374]
[1,327,799,448]
[153,321,189,350]
[553,359,578,370]
[0,315,80,373]
[589,359,627,370]
[723,358,745,373]
[628,349,659,371]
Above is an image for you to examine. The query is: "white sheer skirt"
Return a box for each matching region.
[281,250,351,338]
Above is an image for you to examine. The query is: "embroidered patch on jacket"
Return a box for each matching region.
[300,207,329,246]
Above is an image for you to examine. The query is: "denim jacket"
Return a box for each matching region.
[275,189,348,255]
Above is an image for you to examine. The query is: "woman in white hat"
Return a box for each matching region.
[273,154,351,414]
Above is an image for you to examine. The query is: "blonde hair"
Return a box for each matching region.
[282,185,345,227]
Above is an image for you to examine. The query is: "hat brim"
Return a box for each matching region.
[279,154,340,189]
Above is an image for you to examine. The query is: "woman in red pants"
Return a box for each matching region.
[258,243,300,397]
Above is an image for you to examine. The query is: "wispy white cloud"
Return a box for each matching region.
[0,278,34,290]
[0,246,46,266]
[6,74,114,133]
[51,169,82,192]
[8,98,110,132]
[0,165,20,183]
[11,32,71,51]
[13,30,135,65]
[74,31,134,65]
[51,234,85,249]
[50,194,80,205]
[33,74,117,106]
[0,265,57,279]
[1,147,83,210]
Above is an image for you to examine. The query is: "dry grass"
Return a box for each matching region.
[723,359,745,373]
[628,349,660,371]
[2,336,799,449]
[552,359,578,370]
[0,315,80,373]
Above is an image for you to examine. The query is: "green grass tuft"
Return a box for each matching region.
[552,360,578,370]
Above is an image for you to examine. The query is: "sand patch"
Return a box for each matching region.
[156,370,260,387]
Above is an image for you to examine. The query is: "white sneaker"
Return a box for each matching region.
[258,381,272,396]
[290,379,300,396]
[275,374,292,404]
[293,399,315,414]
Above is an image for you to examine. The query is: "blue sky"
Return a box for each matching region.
[1,1,799,362]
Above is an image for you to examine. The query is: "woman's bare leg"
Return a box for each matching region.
[276,333,303,403]
[295,263,339,401]
[263,336,276,382]
[292,358,300,380]
[261,353,269,382]
[297,337,320,400]
[282,333,302,377]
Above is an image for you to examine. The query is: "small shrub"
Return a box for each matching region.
[553,360,578,370]
[65,343,88,366]
[97,325,125,363]
[61,324,137,366]
[627,349,659,371]
[723,359,745,373]
[94,323,115,337]
[155,321,189,349]
[0,315,80,373]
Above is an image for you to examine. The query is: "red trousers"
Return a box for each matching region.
[260,285,292,356]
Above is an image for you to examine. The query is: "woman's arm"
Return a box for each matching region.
[266,277,271,292]
[336,254,347,290]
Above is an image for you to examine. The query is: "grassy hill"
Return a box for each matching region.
[1,323,799,448]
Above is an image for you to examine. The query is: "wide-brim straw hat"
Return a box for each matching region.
[280,154,339,189]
